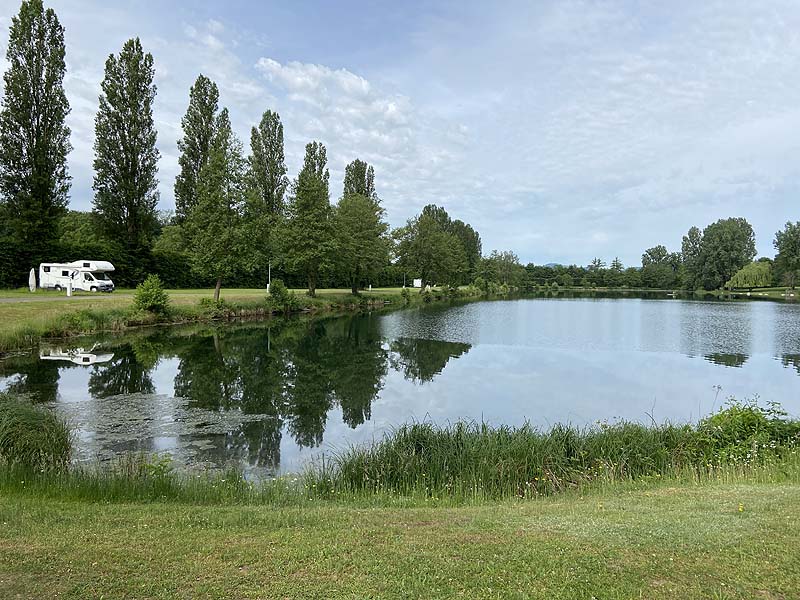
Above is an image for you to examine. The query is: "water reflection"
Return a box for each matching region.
[704,353,749,368]
[782,355,800,375]
[1,296,800,475]
[390,338,471,384]
[1,314,463,474]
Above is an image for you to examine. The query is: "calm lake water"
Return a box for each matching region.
[2,295,799,476]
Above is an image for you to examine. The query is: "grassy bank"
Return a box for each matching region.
[0,286,473,355]
[1,399,799,597]
[1,479,798,599]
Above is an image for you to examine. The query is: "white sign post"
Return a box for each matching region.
[67,280,72,297]
[28,268,36,292]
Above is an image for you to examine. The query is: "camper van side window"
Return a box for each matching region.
[61,270,69,277]
[43,266,50,272]
[83,262,90,268]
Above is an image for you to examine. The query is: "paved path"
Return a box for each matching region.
[0,294,124,303]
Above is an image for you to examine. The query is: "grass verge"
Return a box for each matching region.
[0,286,479,355]
[0,478,798,599]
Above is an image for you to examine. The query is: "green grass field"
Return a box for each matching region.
[0,287,408,354]
[0,480,797,599]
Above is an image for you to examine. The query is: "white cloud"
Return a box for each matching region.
[0,0,798,264]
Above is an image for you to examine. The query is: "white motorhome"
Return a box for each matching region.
[38,260,115,292]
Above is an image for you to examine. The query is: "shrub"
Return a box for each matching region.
[133,274,170,314]
[400,287,411,304]
[198,297,227,319]
[0,394,72,470]
[694,399,800,462]
[268,279,298,313]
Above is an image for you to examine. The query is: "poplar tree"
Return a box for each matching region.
[92,37,160,279]
[282,141,335,296]
[334,167,391,295]
[0,0,71,281]
[249,110,288,215]
[341,158,376,201]
[186,109,251,301]
[174,74,219,222]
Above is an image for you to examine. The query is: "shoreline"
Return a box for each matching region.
[0,284,796,357]
[0,286,485,357]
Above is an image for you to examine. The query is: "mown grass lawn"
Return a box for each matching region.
[1,482,798,599]
[0,287,407,343]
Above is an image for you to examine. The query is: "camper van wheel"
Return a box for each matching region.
[90,286,98,292]
[54,285,62,292]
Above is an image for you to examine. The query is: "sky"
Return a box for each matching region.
[1,0,798,266]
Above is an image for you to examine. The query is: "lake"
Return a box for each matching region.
[2,295,799,477]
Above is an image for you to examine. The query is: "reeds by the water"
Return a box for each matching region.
[0,394,72,470]
[1,399,798,504]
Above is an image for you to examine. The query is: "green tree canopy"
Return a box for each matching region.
[480,250,526,287]
[640,245,682,289]
[394,204,469,289]
[249,110,288,216]
[695,217,756,290]
[281,141,335,296]
[334,192,391,294]
[0,0,71,282]
[725,261,772,291]
[342,158,376,201]
[185,108,253,301]
[774,221,800,289]
[175,74,219,222]
[681,226,703,290]
[92,37,160,282]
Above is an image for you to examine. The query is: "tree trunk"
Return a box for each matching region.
[307,273,316,298]
[351,282,359,295]
[214,277,222,302]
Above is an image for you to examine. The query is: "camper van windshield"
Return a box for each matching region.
[92,272,110,280]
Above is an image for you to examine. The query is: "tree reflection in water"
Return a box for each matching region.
[0,313,472,473]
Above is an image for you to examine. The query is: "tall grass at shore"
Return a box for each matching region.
[0,393,71,470]
[307,402,800,499]
[1,398,798,505]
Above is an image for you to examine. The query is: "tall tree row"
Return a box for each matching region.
[0,0,71,284]
[92,37,160,283]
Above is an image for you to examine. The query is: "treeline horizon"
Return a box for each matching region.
[0,1,798,296]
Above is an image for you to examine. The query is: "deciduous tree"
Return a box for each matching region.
[333,189,391,295]
[185,109,252,301]
[726,261,772,291]
[175,75,219,222]
[92,37,160,281]
[774,221,800,289]
[0,0,71,283]
[281,141,335,296]
[695,218,756,290]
